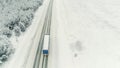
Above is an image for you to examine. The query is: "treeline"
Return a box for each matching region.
[0,0,43,63]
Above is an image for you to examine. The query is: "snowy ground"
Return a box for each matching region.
[49,0,120,68]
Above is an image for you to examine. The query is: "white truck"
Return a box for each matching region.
[42,35,50,55]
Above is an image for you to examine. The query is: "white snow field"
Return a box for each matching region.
[48,0,120,68]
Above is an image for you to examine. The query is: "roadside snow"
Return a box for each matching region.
[50,0,120,68]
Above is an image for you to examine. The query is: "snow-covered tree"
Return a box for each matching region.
[0,36,14,63]
[14,26,21,37]
[1,28,12,38]
[17,22,26,32]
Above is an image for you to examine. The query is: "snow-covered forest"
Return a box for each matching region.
[0,0,43,64]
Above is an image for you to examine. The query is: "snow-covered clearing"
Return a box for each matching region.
[49,0,120,68]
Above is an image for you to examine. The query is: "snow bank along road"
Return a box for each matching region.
[48,0,120,68]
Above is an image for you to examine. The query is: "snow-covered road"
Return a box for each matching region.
[49,0,120,68]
